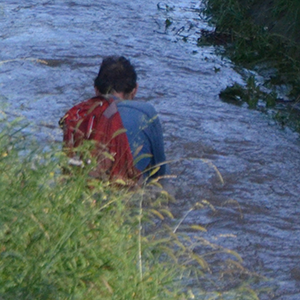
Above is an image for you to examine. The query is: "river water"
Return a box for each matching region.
[1,1,300,299]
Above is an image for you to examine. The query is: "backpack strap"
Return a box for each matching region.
[103,100,118,118]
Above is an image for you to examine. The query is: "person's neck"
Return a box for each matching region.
[95,85,137,100]
[95,90,127,100]
[112,91,127,100]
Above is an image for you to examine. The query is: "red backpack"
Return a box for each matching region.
[59,95,141,184]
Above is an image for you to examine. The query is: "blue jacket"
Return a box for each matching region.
[117,100,167,178]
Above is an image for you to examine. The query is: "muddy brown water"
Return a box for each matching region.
[1,1,300,299]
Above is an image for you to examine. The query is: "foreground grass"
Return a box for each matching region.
[0,118,261,299]
[0,127,182,299]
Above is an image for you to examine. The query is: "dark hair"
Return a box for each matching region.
[94,56,137,95]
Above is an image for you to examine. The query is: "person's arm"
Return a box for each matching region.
[143,107,168,178]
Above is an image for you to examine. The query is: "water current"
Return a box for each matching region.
[1,1,300,299]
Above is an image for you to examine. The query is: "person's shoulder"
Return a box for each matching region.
[117,100,157,117]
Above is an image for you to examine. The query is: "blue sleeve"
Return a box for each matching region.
[143,112,168,178]
[117,101,168,179]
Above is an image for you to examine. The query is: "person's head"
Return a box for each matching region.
[94,56,138,100]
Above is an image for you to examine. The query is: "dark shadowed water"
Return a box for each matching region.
[1,1,300,299]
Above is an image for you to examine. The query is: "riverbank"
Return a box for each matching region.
[201,0,300,130]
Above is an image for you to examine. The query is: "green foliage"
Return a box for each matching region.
[202,0,300,130]
[203,0,300,70]
[219,75,277,109]
[0,117,262,299]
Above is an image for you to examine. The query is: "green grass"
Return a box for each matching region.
[0,116,262,299]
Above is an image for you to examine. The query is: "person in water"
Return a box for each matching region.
[93,55,168,179]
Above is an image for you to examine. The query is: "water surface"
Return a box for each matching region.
[1,1,300,298]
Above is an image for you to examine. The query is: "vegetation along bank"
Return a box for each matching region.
[200,0,300,131]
